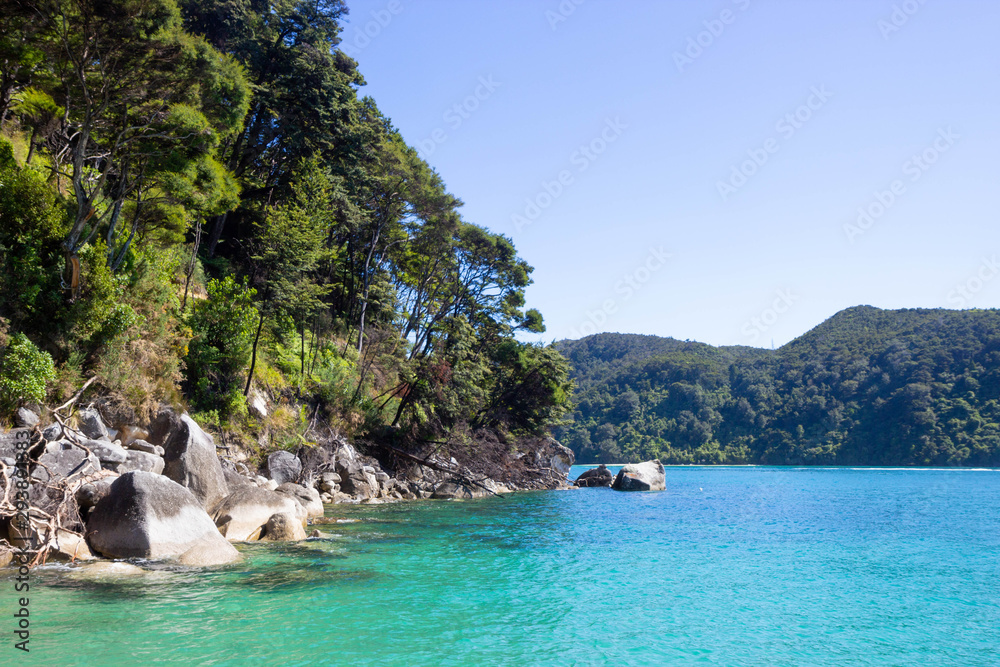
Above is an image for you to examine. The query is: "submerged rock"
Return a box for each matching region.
[575,464,614,488]
[611,460,665,492]
[87,471,240,566]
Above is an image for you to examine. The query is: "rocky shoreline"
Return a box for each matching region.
[0,403,577,569]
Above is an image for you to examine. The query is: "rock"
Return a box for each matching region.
[15,407,39,428]
[117,450,165,475]
[68,561,148,579]
[127,438,158,454]
[76,407,110,440]
[611,460,665,492]
[212,485,300,541]
[153,410,229,511]
[263,479,278,491]
[0,547,12,568]
[75,478,115,512]
[432,481,484,500]
[318,472,341,493]
[248,389,268,418]
[82,438,128,466]
[575,464,614,488]
[31,441,101,484]
[222,467,254,490]
[254,475,268,486]
[50,528,95,561]
[267,450,301,485]
[309,529,321,538]
[118,425,150,448]
[87,471,240,565]
[275,482,324,518]
[260,512,307,541]
[542,437,575,477]
[319,492,334,504]
[42,423,63,442]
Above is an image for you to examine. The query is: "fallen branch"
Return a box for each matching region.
[53,375,99,414]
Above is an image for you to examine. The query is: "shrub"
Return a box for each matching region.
[0,332,56,411]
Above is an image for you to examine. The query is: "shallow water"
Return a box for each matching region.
[3,466,999,665]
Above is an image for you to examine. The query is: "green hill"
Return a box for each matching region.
[555,306,1000,466]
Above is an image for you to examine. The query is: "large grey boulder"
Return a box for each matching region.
[152,410,229,511]
[117,450,165,475]
[82,438,128,467]
[575,464,614,488]
[212,485,300,541]
[267,450,301,485]
[611,460,665,492]
[31,441,101,484]
[86,472,240,566]
[76,407,110,440]
[275,482,324,518]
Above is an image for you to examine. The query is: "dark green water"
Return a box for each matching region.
[2,466,999,665]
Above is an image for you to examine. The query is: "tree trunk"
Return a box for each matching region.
[244,309,266,397]
[181,220,202,312]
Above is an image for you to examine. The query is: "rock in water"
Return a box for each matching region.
[261,512,307,541]
[76,407,110,440]
[611,460,666,492]
[267,450,302,485]
[575,464,614,488]
[87,471,240,566]
[212,485,300,541]
[153,410,229,511]
[274,482,324,518]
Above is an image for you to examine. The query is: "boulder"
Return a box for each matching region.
[15,407,39,428]
[212,485,300,541]
[575,464,614,488]
[222,467,254,490]
[127,438,163,456]
[260,512,307,541]
[543,438,575,477]
[118,450,165,475]
[76,407,110,440]
[318,472,341,493]
[86,472,240,565]
[82,438,128,467]
[0,428,32,462]
[267,450,302,485]
[117,425,150,448]
[275,482,324,518]
[75,478,115,512]
[31,441,101,484]
[42,423,63,442]
[50,528,95,561]
[611,460,665,492]
[432,481,487,500]
[152,410,229,511]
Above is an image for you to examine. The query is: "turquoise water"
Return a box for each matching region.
[3,466,1000,665]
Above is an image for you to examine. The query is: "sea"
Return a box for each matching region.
[3,465,999,666]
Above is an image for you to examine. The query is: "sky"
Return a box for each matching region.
[338,0,1000,348]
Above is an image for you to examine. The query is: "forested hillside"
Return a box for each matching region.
[557,307,1000,467]
[0,0,571,465]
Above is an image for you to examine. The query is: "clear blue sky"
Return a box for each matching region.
[340,0,1000,348]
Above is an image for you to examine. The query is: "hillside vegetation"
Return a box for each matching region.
[557,307,1000,467]
[0,0,571,467]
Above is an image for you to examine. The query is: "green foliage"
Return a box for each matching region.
[186,276,258,417]
[558,307,1000,466]
[0,332,56,411]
